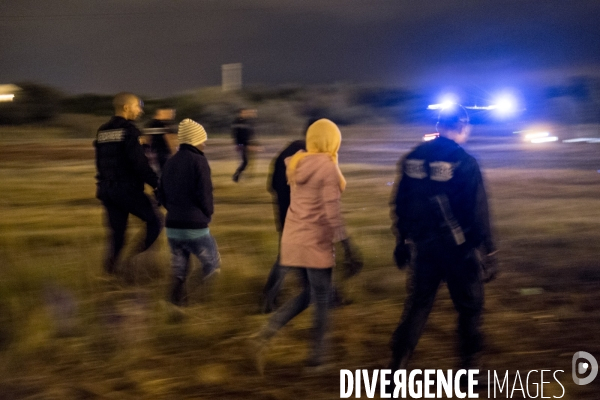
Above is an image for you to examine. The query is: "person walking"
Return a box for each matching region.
[388,104,498,372]
[254,119,348,370]
[158,119,220,306]
[94,92,162,275]
[231,108,256,182]
[261,119,361,313]
[143,106,177,175]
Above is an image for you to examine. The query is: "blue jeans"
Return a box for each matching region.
[263,267,332,364]
[262,259,344,312]
[168,235,220,281]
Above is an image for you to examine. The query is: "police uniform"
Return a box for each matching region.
[390,135,496,369]
[95,116,162,274]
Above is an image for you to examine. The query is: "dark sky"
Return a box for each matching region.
[1,0,598,96]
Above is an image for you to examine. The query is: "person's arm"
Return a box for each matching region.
[156,176,166,209]
[466,159,496,254]
[193,156,214,218]
[468,159,498,282]
[322,162,347,243]
[391,157,412,268]
[124,127,158,188]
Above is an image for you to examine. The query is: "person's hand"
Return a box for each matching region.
[481,251,498,283]
[394,242,411,270]
[340,238,363,278]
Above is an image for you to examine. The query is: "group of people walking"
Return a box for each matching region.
[94,92,497,375]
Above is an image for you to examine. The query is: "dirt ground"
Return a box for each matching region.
[1,125,599,399]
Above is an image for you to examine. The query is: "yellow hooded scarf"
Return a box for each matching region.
[286,119,346,191]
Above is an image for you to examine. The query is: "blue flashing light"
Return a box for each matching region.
[427,101,455,110]
[491,93,518,117]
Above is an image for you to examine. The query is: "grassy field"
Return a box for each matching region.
[1,125,599,399]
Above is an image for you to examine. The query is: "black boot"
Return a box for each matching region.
[169,278,187,306]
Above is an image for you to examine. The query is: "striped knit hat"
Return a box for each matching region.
[178,118,207,146]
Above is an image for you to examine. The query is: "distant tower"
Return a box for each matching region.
[222,63,243,92]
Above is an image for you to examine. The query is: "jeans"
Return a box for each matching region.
[262,259,345,312]
[390,246,484,369]
[98,183,162,274]
[263,267,332,363]
[261,257,288,312]
[167,235,221,281]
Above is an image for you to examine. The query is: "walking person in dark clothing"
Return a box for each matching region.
[94,92,162,275]
[261,131,306,313]
[158,119,220,306]
[143,107,177,175]
[253,119,351,371]
[231,108,256,182]
[388,104,498,373]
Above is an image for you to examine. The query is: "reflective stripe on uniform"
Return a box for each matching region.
[404,159,427,179]
[429,161,456,182]
[97,129,125,143]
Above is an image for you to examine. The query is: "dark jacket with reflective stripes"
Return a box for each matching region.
[393,136,495,253]
[94,116,159,191]
[158,144,213,229]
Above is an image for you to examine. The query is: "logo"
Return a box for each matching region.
[572,351,598,385]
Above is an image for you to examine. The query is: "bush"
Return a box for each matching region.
[60,94,114,116]
[0,82,63,125]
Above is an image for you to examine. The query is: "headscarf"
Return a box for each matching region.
[286,119,346,191]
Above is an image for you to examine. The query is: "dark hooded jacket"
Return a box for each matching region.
[159,144,213,229]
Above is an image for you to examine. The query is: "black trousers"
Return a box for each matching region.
[98,183,162,274]
[390,246,484,369]
[233,144,249,179]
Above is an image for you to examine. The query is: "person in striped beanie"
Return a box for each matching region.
[158,119,220,306]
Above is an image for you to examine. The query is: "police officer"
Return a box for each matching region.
[94,92,162,275]
[389,104,497,371]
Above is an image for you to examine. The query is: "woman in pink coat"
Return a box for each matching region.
[255,119,348,369]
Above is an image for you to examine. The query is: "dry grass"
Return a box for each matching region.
[0,129,599,399]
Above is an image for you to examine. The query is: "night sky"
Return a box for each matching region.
[1,0,599,96]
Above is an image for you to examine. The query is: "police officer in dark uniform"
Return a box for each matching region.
[94,92,162,274]
[389,104,497,371]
